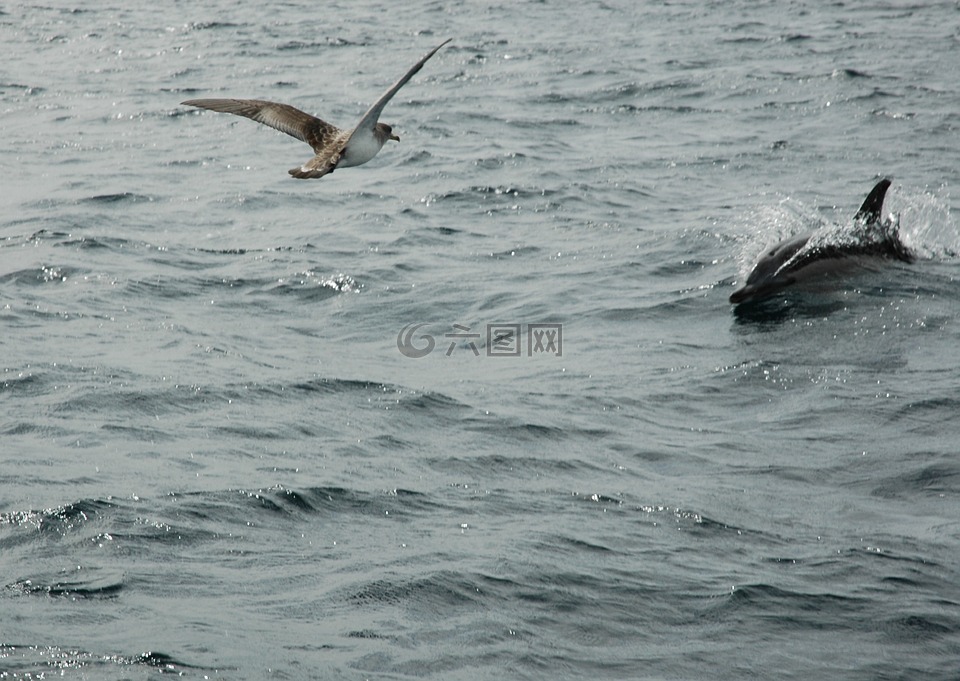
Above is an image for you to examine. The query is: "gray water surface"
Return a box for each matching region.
[2,1,960,678]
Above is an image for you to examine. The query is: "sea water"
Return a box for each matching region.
[2,1,960,678]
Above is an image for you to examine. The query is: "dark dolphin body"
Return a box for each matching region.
[729,179,914,305]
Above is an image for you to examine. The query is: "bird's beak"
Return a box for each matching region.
[390,133,400,142]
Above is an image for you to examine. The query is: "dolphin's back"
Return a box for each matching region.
[729,178,913,305]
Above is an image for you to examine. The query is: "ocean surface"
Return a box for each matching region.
[2,1,960,678]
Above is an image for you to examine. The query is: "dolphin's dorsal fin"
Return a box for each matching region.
[853,178,892,224]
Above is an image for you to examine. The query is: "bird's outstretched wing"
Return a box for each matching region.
[347,39,451,143]
[182,98,343,154]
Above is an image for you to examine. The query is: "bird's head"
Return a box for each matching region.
[376,123,400,143]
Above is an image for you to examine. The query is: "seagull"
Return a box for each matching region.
[182,39,451,179]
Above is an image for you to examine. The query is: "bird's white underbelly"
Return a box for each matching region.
[339,132,384,168]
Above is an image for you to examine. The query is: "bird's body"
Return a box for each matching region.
[337,123,391,168]
[182,39,450,180]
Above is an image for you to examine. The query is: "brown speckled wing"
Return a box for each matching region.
[288,129,353,179]
[182,98,343,154]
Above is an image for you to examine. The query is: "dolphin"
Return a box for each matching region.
[729,178,914,305]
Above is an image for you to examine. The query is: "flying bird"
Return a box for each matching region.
[182,39,451,179]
